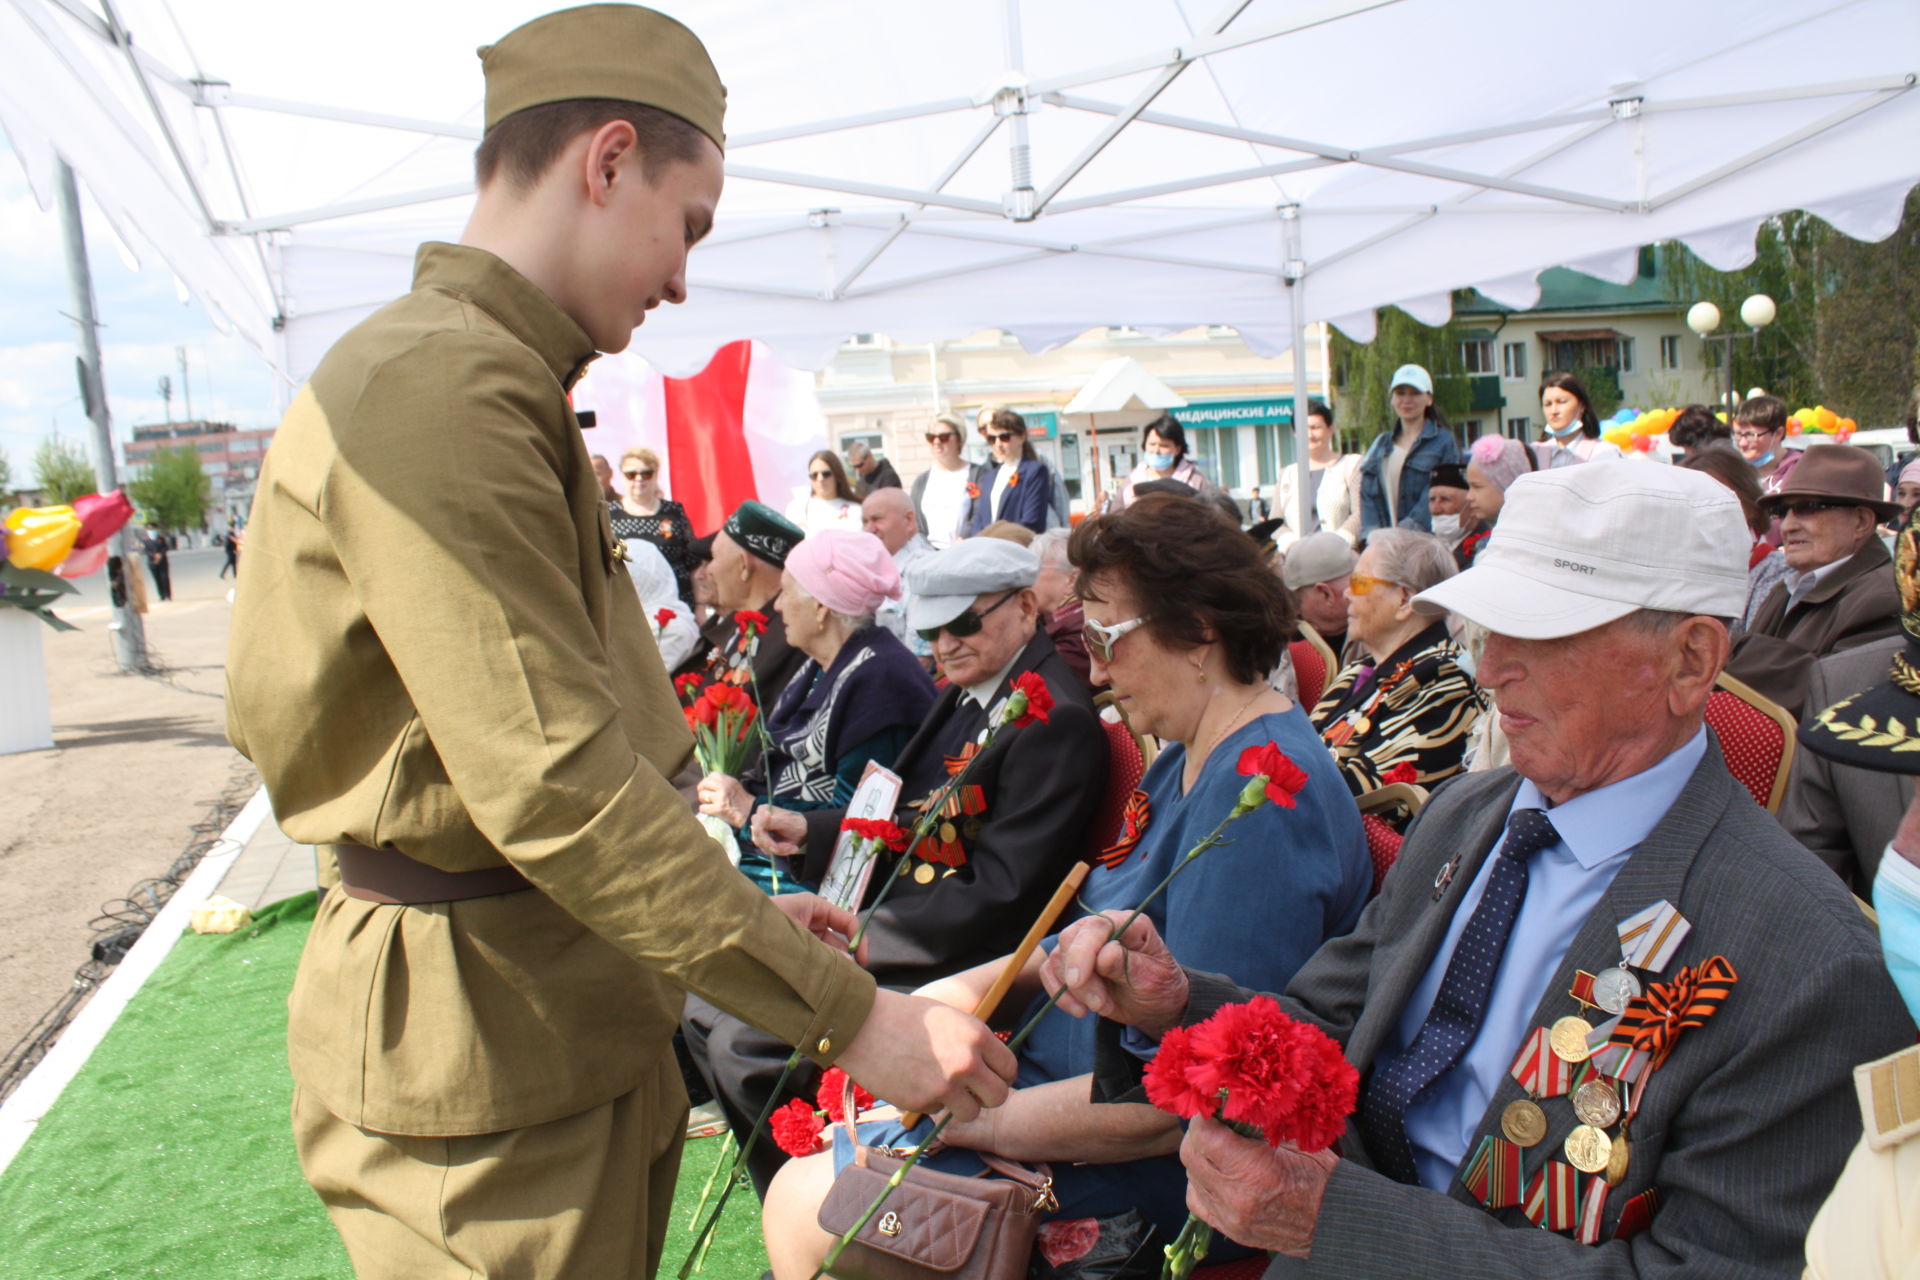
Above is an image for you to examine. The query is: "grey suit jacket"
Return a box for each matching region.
[1779,635,1910,894]
[1098,740,1910,1277]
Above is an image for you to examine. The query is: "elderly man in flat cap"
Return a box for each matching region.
[224,7,1014,1277]
[685,537,1109,1194]
[1724,443,1902,718]
[1046,463,1908,1277]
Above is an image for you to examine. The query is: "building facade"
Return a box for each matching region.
[123,419,273,533]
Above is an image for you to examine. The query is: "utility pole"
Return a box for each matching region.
[55,159,149,674]
[157,373,172,424]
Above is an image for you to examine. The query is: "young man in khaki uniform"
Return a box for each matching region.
[225,7,1013,1277]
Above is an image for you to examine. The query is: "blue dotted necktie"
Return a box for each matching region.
[1355,807,1560,1185]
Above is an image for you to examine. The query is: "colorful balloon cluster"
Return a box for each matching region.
[1598,407,1679,454]
[1786,405,1856,441]
[3,491,135,578]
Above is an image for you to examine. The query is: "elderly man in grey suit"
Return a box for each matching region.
[1046,462,1910,1276]
[1781,634,1910,895]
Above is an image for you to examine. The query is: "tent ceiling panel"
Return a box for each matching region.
[3,0,1915,384]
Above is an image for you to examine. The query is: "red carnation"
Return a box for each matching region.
[770,1097,826,1158]
[1234,742,1311,810]
[1007,671,1054,727]
[1381,762,1418,787]
[673,673,704,703]
[737,609,770,638]
[682,707,701,731]
[689,696,720,729]
[1141,997,1356,1153]
[654,607,677,628]
[706,684,753,714]
[839,817,911,852]
[966,482,981,499]
[815,1067,876,1123]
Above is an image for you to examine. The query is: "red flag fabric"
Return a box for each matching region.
[660,340,756,535]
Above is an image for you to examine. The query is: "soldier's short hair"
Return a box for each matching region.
[475,99,708,193]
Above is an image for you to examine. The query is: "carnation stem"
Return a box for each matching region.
[677,1049,804,1278]
[686,1130,735,1229]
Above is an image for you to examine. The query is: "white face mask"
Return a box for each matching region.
[1431,513,1462,540]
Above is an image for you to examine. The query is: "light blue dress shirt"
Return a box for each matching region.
[1391,728,1708,1192]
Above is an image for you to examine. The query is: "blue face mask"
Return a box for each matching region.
[1546,418,1584,441]
[1146,452,1176,471]
[1750,449,1776,469]
[1874,854,1920,1025]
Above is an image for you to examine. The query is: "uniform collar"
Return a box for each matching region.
[413,242,599,390]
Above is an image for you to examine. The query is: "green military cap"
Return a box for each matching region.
[723,501,805,569]
[478,3,727,150]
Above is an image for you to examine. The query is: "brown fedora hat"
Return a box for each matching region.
[1758,444,1899,520]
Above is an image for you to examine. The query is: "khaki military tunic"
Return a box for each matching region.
[228,242,874,1138]
[1805,1043,1920,1279]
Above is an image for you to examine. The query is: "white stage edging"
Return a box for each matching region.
[0,784,273,1177]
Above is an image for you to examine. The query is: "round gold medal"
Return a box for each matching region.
[1606,1131,1631,1186]
[1549,1015,1594,1064]
[939,821,958,844]
[1572,1079,1622,1128]
[1563,1124,1613,1174]
[913,863,936,884]
[1500,1098,1547,1147]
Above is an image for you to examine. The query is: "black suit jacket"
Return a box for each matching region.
[800,630,1106,991]
[1097,739,1909,1277]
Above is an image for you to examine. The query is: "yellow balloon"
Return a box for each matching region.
[4,504,83,572]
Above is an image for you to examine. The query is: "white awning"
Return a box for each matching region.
[1063,357,1189,415]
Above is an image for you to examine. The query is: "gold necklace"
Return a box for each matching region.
[1187,685,1269,787]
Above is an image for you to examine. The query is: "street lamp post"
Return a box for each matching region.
[1687,294,1776,414]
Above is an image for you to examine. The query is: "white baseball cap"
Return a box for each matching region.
[1388,364,1433,395]
[1414,463,1748,639]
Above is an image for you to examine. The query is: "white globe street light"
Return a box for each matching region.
[1740,294,1777,330]
[1687,301,1722,335]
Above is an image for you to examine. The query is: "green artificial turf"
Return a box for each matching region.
[0,892,767,1279]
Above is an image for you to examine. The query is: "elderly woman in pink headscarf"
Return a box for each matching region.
[1456,435,1535,568]
[696,529,937,892]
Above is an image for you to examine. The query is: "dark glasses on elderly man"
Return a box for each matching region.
[917,590,1017,643]
[1082,614,1151,664]
[1775,500,1858,520]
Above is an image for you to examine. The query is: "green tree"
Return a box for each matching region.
[0,447,13,500]
[33,437,95,505]
[1663,190,1920,426]
[1328,304,1472,451]
[129,445,211,534]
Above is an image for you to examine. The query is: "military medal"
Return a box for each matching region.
[1461,1134,1524,1209]
[1591,966,1642,1015]
[1563,1123,1612,1174]
[1605,1130,1630,1186]
[1616,900,1691,974]
[1549,1015,1594,1064]
[1577,1172,1611,1244]
[1522,1161,1583,1231]
[1500,1099,1548,1147]
[1432,853,1463,901]
[1569,970,1600,1012]
[1571,1079,1622,1128]
[913,863,935,884]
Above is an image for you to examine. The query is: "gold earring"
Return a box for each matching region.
[1195,664,1207,684]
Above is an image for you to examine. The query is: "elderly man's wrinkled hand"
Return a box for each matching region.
[1182,1115,1338,1259]
[751,804,806,857]
[1038,909,1188,1037]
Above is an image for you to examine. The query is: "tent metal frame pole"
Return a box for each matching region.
[1644,87,1910,210]
[831,115,1003,297]
[55,159,149,674]
[1282,206,1314,541]
[98,0,217,233]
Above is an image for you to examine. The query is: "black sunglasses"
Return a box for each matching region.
[917,590,1017,643]
[623,469,655,480]
[986,430,1023,443]
[1775,500,1860,520]
[809,469,835,480]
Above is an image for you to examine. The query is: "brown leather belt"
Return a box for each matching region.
[332,843,532,905]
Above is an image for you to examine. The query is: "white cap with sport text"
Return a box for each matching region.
[1414,463,1748,639]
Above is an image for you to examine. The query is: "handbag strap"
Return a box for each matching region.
[841,1076,1057,1200]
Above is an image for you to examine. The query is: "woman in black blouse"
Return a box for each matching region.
[609,446,694,603]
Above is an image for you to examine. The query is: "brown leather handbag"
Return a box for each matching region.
[814,1139,1057,1279]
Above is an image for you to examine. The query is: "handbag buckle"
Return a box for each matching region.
[1031,1176,1059,1214]
[878,1211,903,1237]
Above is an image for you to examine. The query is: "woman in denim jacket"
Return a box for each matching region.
[1357,363,1461,537]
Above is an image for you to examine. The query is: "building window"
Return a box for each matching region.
[1502,342,1528,380]
[1254,425,1280,486]
[1618,338,1635,373]
[1546,335,1627,371]
[1460,339,1495,375]
[1506,416,1532,438]
[1187,426,1241,490]
[1659,334,1682,370]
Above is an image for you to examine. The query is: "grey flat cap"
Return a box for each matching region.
[1282,531,1357,590]
[905,538,1040,631]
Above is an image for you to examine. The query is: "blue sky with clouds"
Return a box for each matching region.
[0,138,276,488]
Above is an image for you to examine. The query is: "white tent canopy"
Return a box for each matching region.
[1065,358,1188,415]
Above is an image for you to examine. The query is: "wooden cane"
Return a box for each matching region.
[898,860,1090,1129]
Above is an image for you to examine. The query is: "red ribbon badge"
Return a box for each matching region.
[1095,790,1151,871]
[1607,955,1737,1072]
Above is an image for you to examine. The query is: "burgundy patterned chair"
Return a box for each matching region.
[1704,671,1795,812]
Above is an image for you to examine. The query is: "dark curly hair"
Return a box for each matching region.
[1068,494,1295,684]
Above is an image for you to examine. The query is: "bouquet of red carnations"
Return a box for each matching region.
[1143,997,1358,1278]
